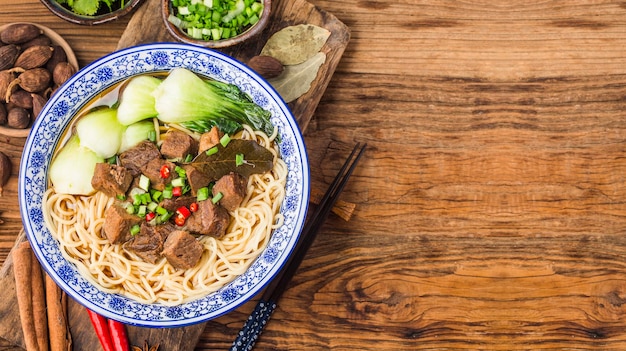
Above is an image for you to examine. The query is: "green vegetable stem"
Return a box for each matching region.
[168,0,264,41]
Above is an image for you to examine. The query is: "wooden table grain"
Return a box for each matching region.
[4,0,626,350]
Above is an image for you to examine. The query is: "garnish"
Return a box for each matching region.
[55,0,127,16]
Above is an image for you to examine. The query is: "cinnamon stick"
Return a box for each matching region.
[12,240,40,351]
[31,251,49,351]
[46,274,72,351]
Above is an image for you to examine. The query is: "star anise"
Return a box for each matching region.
[132,340,160,351]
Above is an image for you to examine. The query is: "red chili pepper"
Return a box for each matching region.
[172,186,182,197]
[189,202,199,212]
[145,212,156,221]
[174,206,192,226]
[160,164,170,179]
[108,318,130,351]
[87,309,114,351]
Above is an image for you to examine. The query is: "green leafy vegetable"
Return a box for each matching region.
[75,107,125,158]
[152,67,275,137]
[119,120,157,153]
[191,139,273,181]
[49,135,104,195]
[55,0,126,16]
[116,75,161,125]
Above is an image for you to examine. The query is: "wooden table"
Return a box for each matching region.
[4,0,626,350]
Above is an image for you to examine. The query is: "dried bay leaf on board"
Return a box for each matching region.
[269,52,326,103]
[261,24,331,65]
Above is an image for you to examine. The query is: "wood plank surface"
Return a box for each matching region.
[5,0,626,350]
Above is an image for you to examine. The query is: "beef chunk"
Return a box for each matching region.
[162,230,203,269]
[91,163,133,197]
[103,204,142,244]
[119,140,161,177]
[183,164,211,196]
[160,130,198,160]
[184,200,230,238]
[140,158,176,191]
[212,172,248,211]
[160,195,196,212]
[123,222,173,263]
[198,126,221,154]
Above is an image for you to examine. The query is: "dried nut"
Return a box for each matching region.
[0,151,11,196]
[0,70,16,102]
[0,102,6,125]
[31,93,47,119]
[53,62,76,86]
[1,23,42,44]
[21,35,52,50]
[9,89,33,109]
[0,44,19,71]
[7,106,30,129]
[247,55,284,79]
[14,45,54,70]
[46,45,67,73]
[16,67,51,93]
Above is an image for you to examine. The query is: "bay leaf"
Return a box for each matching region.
[261,24,331,65]
[190,139,274,181]
[269,52,326,103]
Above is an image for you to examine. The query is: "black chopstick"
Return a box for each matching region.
[229,142,367,351]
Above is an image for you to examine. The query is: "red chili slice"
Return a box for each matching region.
[145,212,156,221]
[174,206,192,226]
[160,164,171,179]
[172,186,182,197]
[189,202,198,212]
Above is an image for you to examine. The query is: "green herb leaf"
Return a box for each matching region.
[71,0,100,15]
[191,139,273,180]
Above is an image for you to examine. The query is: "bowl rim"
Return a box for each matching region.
[18,42,310,327]
[162,0,271,48]
[39,0,146,25]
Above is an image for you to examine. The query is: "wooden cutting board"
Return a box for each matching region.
[0,0,349,350]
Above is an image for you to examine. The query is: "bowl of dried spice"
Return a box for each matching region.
[162,0,271,48]
[39,0,146,25]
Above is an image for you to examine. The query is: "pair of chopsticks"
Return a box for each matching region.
[230,142,367,351]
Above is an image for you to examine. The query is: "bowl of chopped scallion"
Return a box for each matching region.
[39,0,146,25]
[163,0,271,48]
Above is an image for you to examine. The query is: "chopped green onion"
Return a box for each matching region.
[206,146,218,156]
[220,133,231,147]
[130,224,141,236]
[151,190,163,202]
[197,186,210,201]
[139,174,151,191]
[156,206,169,215]
[184,154,193,163]
[116,194,126,201]
[147,201,159,212]
[163,188,173,199]
[175,166,187,178]
[171,177,186,188]
[236,153,244,166]
[212,191,223,204]
[137,205,147,217]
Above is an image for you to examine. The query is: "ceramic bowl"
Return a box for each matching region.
[162,0,271,48]
[19,43,309,327]
[0,22,78,138]
[39,0,145,25]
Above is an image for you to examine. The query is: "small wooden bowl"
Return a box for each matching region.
[162,0,271,49]
[39,0,145,25]
[0,23,78,138]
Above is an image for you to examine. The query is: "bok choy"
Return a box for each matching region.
[151,68,275,137]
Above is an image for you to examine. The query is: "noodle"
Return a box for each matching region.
[43,128,287,305]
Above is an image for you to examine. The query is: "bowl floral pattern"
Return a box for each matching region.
[19,43,309,327]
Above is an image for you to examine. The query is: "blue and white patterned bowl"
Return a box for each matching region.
[18,43,310,327]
